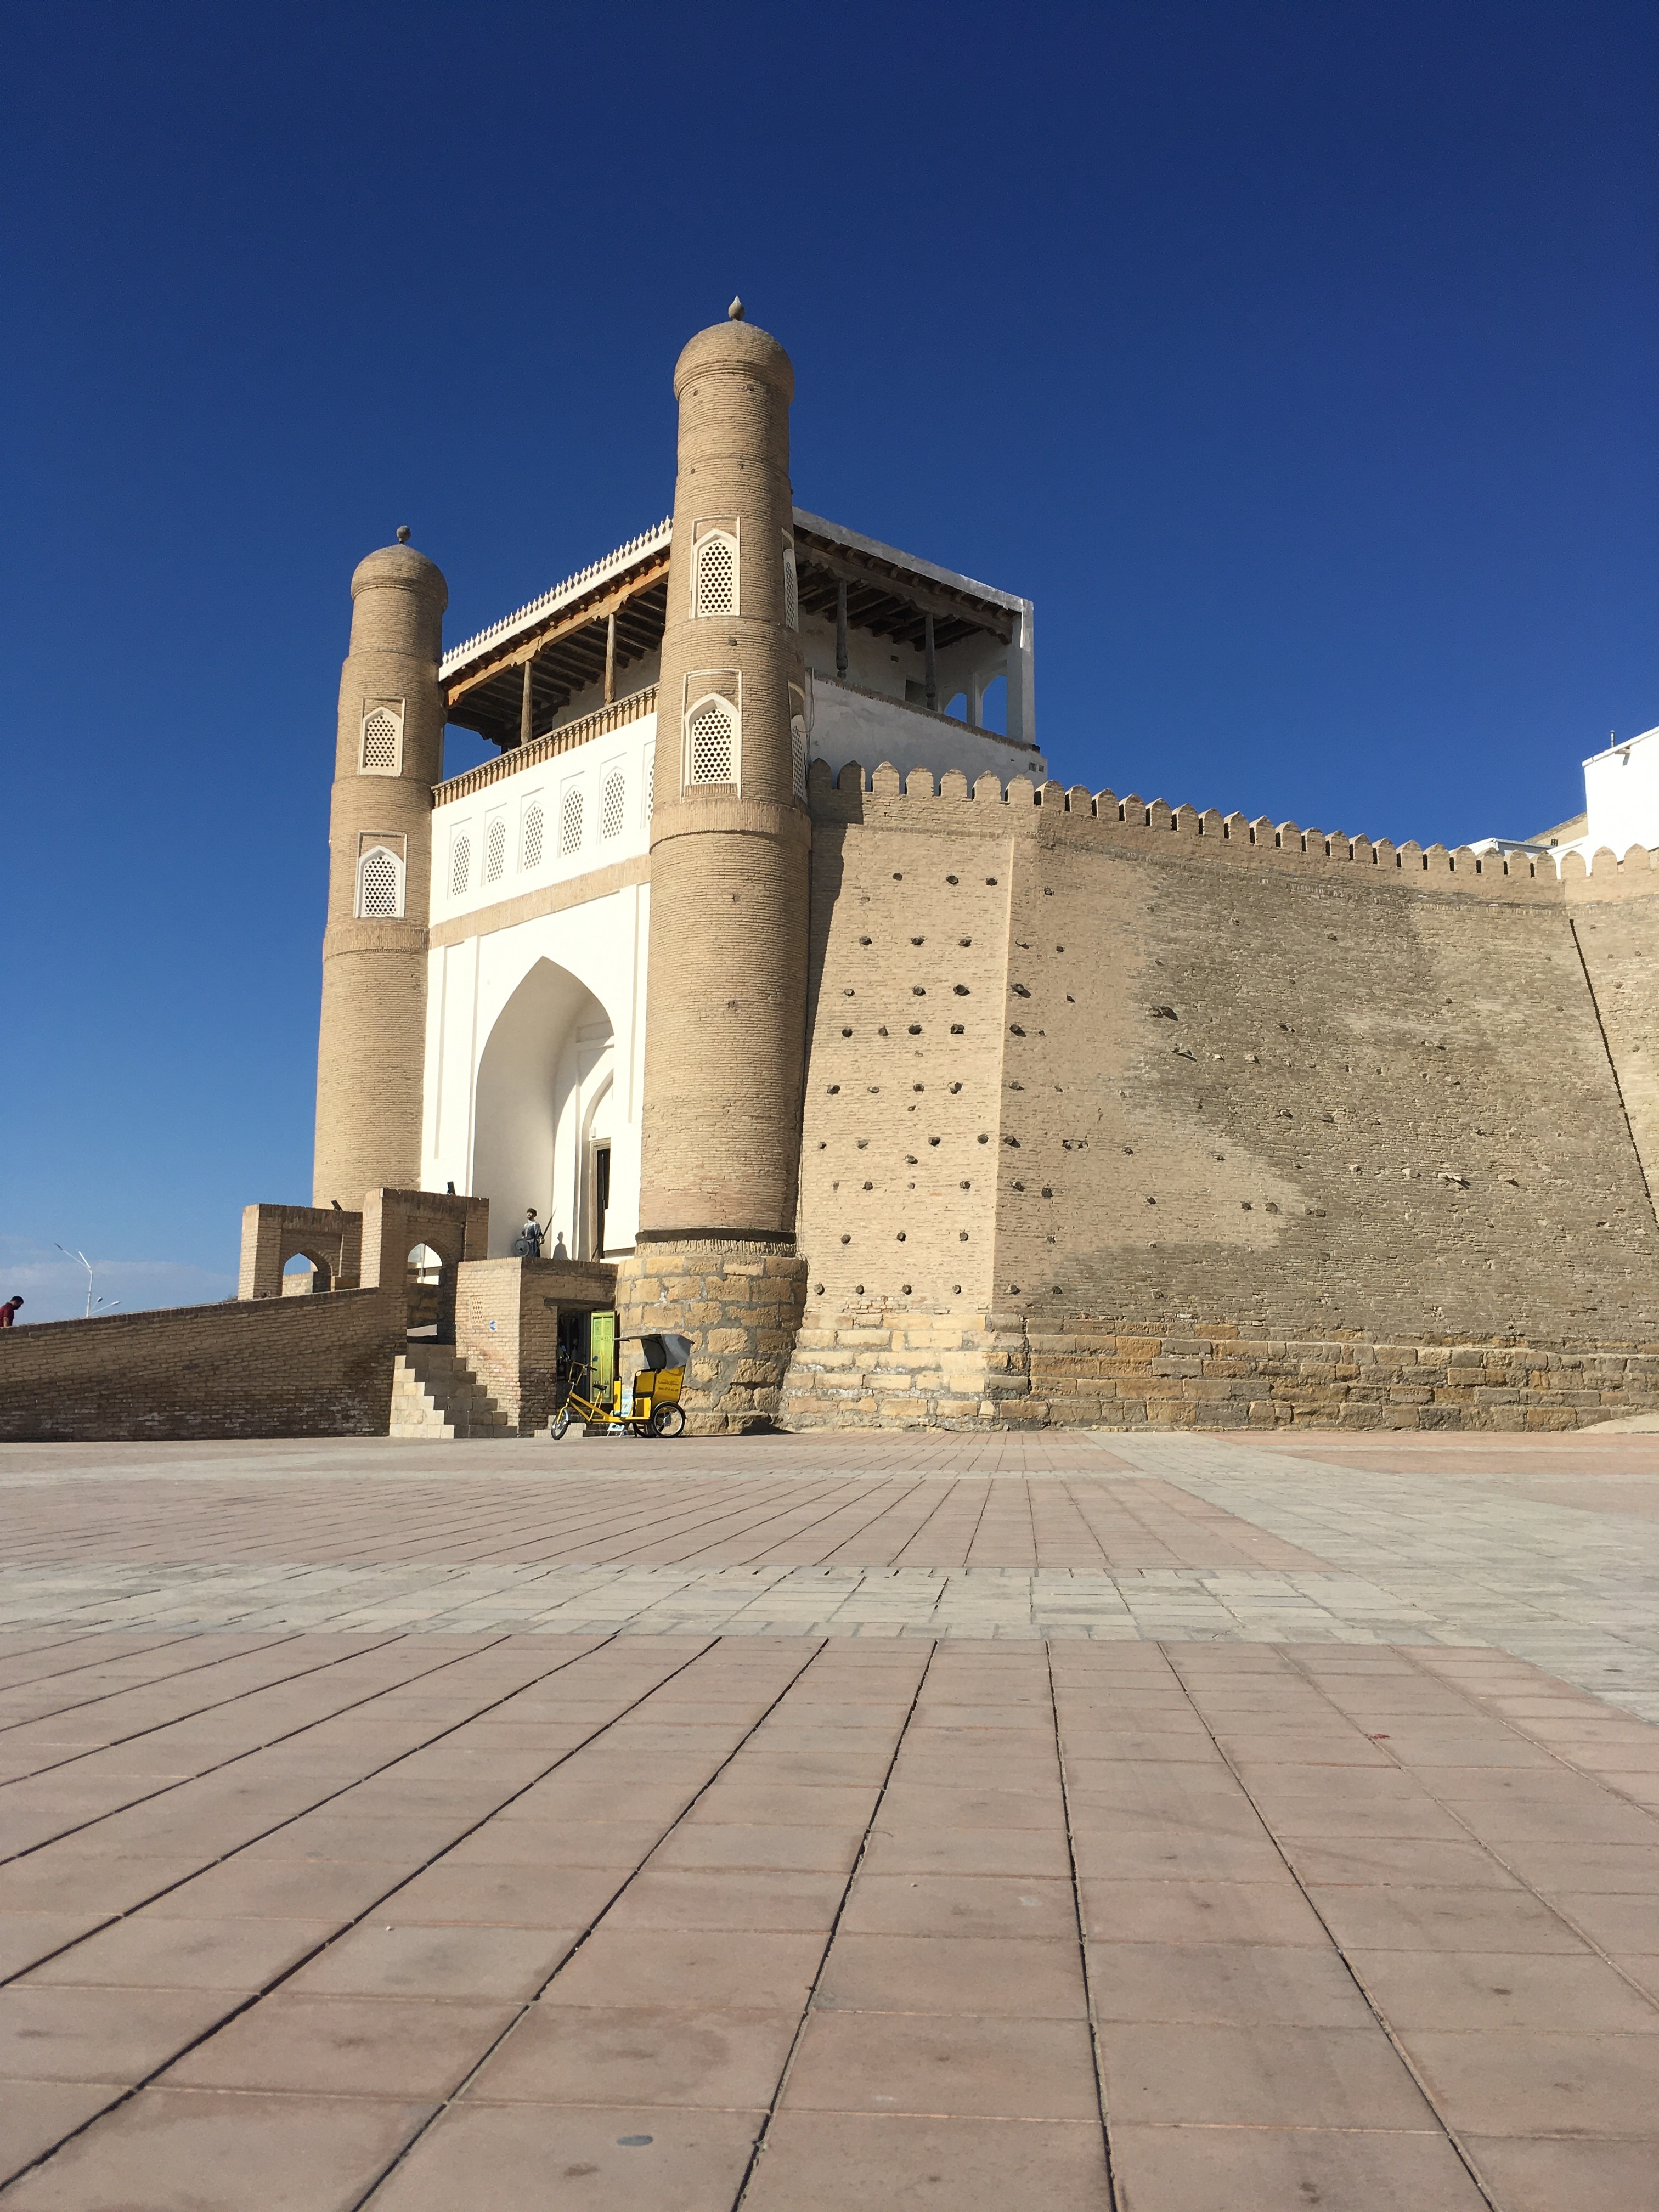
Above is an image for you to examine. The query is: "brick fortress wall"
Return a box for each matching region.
[780,764,1659,1431]
[0,1290,406,1442]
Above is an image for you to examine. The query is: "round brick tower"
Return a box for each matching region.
[313,536,449,1210]
[616,308,811,1429]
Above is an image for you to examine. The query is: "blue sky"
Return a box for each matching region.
[3,1,1655,1319]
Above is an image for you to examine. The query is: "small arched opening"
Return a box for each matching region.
[405,1242,450,1338]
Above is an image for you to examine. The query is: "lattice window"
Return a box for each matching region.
[687,696,736,785]
[356,844,403,918]
[791,715,808,801]
[560,782,584,855]
[521,801,544,871]
[359,703,403,775]
[601,769,625,840]
[484,815,507,885]
[694,531,737,618]
[642,744,654,822]
[449,833,471,898]
[782,539,798,630]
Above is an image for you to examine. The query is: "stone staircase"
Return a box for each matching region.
[389,1345,513,1440]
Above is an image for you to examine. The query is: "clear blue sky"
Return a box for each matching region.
[4,1,1654,1319]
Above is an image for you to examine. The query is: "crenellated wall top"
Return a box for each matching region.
[804,758,1659,902]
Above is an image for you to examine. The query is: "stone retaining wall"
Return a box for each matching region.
[780,1308,1659,1431]
[615,1242,808,1434]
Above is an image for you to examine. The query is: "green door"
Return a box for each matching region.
[590,1311,617,1403]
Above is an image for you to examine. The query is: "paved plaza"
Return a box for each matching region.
[0,1432,1657,2207]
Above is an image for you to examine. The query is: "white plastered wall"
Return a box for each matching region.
[421,880,649,1259]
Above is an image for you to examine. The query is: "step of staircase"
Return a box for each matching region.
[389,1345,514,1440]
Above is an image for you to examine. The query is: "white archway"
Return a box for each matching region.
[472,958,613,1256]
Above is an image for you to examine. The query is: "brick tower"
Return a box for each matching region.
[614,307,811,1428]
[313,535,449,1208]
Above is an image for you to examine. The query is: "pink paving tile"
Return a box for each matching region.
[0,2079,126,2185]
[600,1870,847,1933]
[0,1912,105,1980]
[1088,1940,1374,2027]
[0,1983,236,2083]
[739,2112,1109,2212]
[1308,1883,1596,1954]
[366,2101,763,2212]
[1462,2132,1659,2211]
[813,1933,1087,2017]
[1350,1947,1659,2033]
[21,1911,336,1991]
[287,1922,580,2001]
[1082,1877,1329,1946]
[1407,2028,1659,2133]
[539,1927,827,2012]
[163,1994,516,2097]
[1109,2121,1490,2210]
[648,1823,867,1875]
[138,1854,398,1922]
[1551,1891,1659,1951]
[1099,2019,1433,2128]
[782,2010,1099,2119]
[838,1872,1077,1942]
[0,2086,433,2212]
[859,1822,1075,1879]
[374,1860,629,1928]
[464,2004,798,2108]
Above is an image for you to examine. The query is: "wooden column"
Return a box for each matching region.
[603,612,617,705]
[923,612,937,711]
[518,659,533,748]
[835,579,848,680]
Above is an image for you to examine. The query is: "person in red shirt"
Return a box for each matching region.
[0,1297,22,1326]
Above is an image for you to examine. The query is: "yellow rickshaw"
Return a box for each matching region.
[550,1332,689,1440]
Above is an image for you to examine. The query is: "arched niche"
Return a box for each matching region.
[472,957,614,1257]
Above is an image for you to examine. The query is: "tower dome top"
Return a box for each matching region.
[350,538,448,610]
[673,315,793,403]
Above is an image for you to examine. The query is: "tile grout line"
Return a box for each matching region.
[348,1634,839,2210]
[726,1637,940,2211]
[0,1629,734,2196]
[1046,1637,1122,2212]
[0,1630,622,1996]
[1158,1645,1504,2212]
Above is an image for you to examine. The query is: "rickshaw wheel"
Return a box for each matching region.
[649,1403,686,1438]
[549,1408,571,1441]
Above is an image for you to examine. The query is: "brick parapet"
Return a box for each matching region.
[454,1255,616,1435]
[0,1290,405,1442]
[806,759,1659,906]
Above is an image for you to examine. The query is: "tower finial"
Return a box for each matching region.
[727,297,744,321]
[396,524,411,543]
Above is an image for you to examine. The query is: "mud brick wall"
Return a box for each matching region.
[784,767,1659,1430]
[0,1289,406,1442]
[988,809,1659,1346]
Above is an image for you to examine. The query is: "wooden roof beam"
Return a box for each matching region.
[794,541,1013,645]
[443,550,670,707]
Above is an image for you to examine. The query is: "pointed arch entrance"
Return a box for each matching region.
[471,957,616,1259]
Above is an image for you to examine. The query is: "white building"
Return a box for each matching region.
[422,512,1041,1260]
[1475,724,1659,865]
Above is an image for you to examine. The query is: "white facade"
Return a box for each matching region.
[424,510,1043,1255]
[1474,723,1659,864]
[1583,726,1659,856]
[423,707,656,1259]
